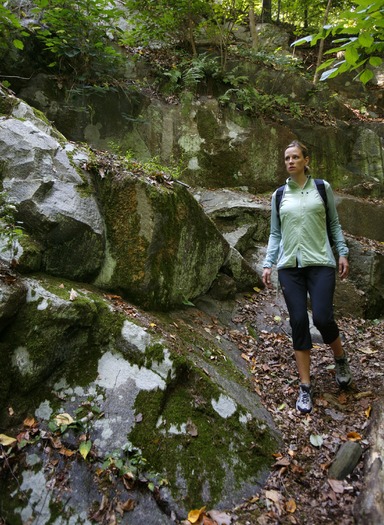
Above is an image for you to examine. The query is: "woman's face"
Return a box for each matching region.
[284,146,309,177]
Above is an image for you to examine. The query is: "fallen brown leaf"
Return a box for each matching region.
[285,498,297,513]
[328,479,345,493]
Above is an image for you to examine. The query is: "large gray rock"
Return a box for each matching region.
[336,194,384,242]
[341,236,384,318]
[0,274,281,524]
[91,160,231,309]
[0,265,27,331]
[0,99,105,281]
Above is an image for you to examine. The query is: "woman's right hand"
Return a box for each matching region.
[262,267,272,287]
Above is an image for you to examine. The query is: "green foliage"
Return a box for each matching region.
[158,48,305,119]
[163,52,221,92]
[0,3,29,63]
[123,0,251,67]
[200,0,251,67]
[30,0,125,81]
[218,86,303,119]
[277,0,352,30]
[140,156,182,179]
[123,0,210,49]
[234,46,305,73]
[293,0,384,84]
[101,442,148,476]
[100,441,167,492]
[104,144,185,181]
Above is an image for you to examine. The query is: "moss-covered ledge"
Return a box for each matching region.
[0,273,280,523]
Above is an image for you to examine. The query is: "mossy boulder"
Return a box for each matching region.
[0,274,281,523]
[1,86,248,311]
[92,168,230,309]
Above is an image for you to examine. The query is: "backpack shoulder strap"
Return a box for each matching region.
[314,179,334,245]
[313,179,327,206]
[275,184,286,219]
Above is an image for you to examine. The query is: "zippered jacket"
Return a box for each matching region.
[263,176,349,269]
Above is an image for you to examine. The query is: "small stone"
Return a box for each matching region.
[328,441,363,480]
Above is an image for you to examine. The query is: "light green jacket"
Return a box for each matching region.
[263,176,349,270]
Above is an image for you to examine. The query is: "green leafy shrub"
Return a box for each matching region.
[0,3,30,64]
[30,0,125,81]
[293,0,384,84]
[218,85,303,119]
[160,52,223,94]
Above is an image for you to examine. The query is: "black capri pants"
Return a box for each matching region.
[278,266,339,351]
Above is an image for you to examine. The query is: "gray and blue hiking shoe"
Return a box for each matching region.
[296,384,313,414]
[335,354,352,388]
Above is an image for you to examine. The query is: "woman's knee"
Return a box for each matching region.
[291,313,310,332]
[313,315,339,342]
[312,305,333,327]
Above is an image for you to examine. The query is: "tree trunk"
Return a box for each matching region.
[249,5,258,49]
[313,0,332,84]
[276,0,281,22]
[261,0,272,23]
[188,17,197,57]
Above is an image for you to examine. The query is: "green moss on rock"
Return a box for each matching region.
[92,165,228,310]
[130,363,277,508]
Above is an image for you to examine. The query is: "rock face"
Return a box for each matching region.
[0,266,27,331]
[15,72,384,197]
[0,99,105,281]
[336,195,384,242]
[91,164,230,309]
[0,273,280,523]
[0,87,259,310]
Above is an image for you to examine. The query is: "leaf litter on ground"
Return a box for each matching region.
[2,285,383,525]
[218,287,384,525]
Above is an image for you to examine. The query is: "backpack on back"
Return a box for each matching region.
[275,179,334,245]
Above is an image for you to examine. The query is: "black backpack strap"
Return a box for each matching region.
[313,179,327,206]
[275,184,286,222]
[314,178,334,245]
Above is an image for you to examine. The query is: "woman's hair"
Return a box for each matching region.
[285,140,310,172]
[285,140,309,158]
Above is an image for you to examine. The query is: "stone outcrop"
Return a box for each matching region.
[336,194,384,242]
[0,272,280,523]
[91,164,231,309]
[14,68,384,198]
[0,265,27,331]
[0,98,105,281]
[0,87,259,310]
[355,399,384,525]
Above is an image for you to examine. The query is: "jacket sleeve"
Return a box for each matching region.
[263,191,282,267]
[325,182,349,258]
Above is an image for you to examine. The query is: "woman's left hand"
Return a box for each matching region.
[338,256,349,280]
